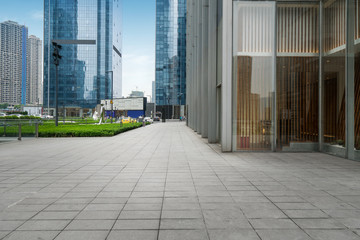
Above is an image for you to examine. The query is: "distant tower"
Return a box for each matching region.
[44,0,122,114]
[152,81,155,103]
[0,21,28,105]
[27,35,43,105]
[155,0,186,107]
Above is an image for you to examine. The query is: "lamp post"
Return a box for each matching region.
[106,70,114,123]
[52,42,62,126]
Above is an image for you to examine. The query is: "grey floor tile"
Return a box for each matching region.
[118,211,161,219]
[208,229,260,240]
[107,230,158,240]
[306,230,360,240]
[113,219,159,230]
[54,230,108,240]
[75,210,119,220]
[32,211,79,220]
[18,220,69,231]
[294,219,347,229]
[65,220,115,230]
[160,219,206,230]
[249,219,299,229]
[3,231,59,240]
[158,230,209,240]
[256,229,312,240]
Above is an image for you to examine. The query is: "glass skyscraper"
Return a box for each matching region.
[155,0,186,110]
[44,0,122,115]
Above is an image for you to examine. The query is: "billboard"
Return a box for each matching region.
[101,98,145,111]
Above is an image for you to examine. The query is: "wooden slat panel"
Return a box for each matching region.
[277,4,319,53]
[324,0,346,52]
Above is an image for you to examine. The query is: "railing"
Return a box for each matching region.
[0,119,42,140]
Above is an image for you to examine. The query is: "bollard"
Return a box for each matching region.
[143,121,145,127]
[3,124,6,137]
[35,123,39,138]
[18,124,21,141]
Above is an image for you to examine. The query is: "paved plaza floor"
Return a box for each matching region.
[0,122,360,240]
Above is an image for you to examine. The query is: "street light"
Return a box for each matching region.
[52,41,62,126]
[106,71,114,123]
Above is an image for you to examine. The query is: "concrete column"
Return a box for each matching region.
[196,0,203,134]
[345,0,355,159]
[201,0,209,138]
[221,0,232,152]
[208,0,218,143]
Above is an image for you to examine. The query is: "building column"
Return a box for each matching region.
[221,0,232,152]
[201,0,209,138]
[208,0,217,143]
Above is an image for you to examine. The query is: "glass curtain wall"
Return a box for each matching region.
[276,3,320,151]
[322,0,346,149]
[233,2,275,150]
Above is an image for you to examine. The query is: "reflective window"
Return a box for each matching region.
[323,0,346,148]
[155,0,186,106]
[276,3,320,151]
[233,2,275,150]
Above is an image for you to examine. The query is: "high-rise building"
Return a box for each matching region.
[152,81,155,103]
[0,21,28,105]
[129,90,144,98]
[186,0,360,162]
[44,0,122,116]
[155,0,186,118]
[26,35,42,105]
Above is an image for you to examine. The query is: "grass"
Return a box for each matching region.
[0,122,144,138]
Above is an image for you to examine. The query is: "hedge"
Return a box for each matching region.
[0,116,40,120]
[38,123,143,137]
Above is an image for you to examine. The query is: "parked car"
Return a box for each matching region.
[0,113,6,117]
[144,117,153,123]
[153,116,160,121]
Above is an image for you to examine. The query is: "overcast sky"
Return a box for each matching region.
[0,0,156,99]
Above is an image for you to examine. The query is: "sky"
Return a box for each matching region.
[0,0,156,99]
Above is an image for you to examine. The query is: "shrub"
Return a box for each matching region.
[38,123,143,138]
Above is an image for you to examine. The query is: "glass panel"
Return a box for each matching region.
[354,0,360,153]
[233,2,275,150]
[323,0,346,148]
[276,3,320,151]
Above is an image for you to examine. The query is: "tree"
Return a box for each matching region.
[0,103,9,109]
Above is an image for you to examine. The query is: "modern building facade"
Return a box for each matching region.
[152,80,155,103]
[44,0,122,116]
[0,21,28,105]
[155,0,187,118]
[26,35,43,105]
[129,90,144,98]
[186,0,360,161]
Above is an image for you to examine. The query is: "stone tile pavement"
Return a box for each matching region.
[0,122,360,240]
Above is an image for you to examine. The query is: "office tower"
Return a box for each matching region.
[152,81,155,103]
[44,0,122,116]
[155,0,186,118]
[27,35,42,105]
[0,21,28,105]
[186,0,360,161]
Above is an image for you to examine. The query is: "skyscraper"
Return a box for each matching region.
[44,0,122,116]
[26,35,43,105]
[0,21,28,105]
[152,81,155,103]
[155,0,186,117]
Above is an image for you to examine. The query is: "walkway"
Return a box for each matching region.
[0,122,360,240]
